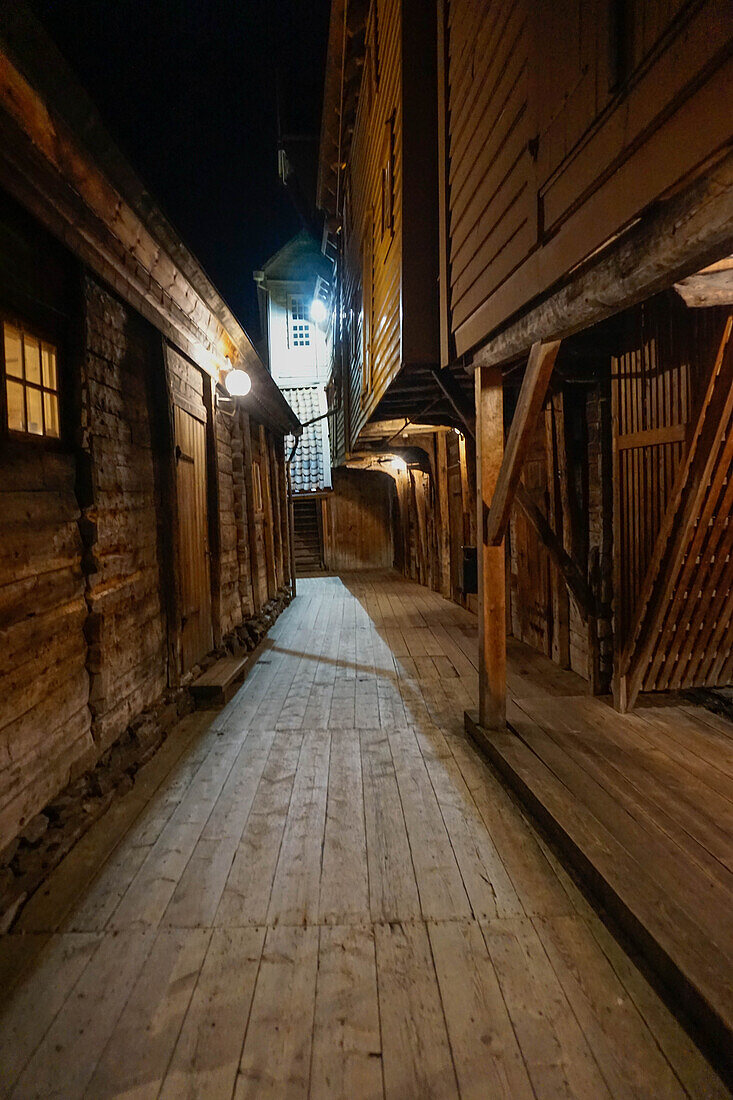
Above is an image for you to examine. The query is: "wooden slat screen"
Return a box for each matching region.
[612,296,733,696]
[611,298,692,648]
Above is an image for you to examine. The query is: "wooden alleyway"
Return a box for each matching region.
[0,572,729,1098]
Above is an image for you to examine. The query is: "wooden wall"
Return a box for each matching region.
[0,448,91,843]
[0,193,92,844]
[348,428,478,612]
[612,294,733,701]
[343,0,403,445]
[323,467,394,571]
[332,0,440,459]
[372,390,613,691]
[441,0,733,358]
[81,279,168,751]
[0,192,293,848]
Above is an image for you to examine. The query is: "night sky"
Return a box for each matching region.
[29,0,331,338]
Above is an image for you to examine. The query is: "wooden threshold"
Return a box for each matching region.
[190,640,271,707]
[465,708,733,1087]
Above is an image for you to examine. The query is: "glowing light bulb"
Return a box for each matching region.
[225,368,251,397]
[391,456,407,472]
[311,298,328,324]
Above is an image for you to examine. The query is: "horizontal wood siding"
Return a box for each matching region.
[443,0,733,358]
[446,0,535,336]
[343,0,403,447]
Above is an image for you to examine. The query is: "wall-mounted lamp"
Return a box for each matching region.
[225,365,252,397]
[310,298,328,325]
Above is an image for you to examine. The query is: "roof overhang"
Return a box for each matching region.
[0,6,300,436]
[316,0,369,218]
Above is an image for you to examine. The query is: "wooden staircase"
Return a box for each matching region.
[293,497,324,574]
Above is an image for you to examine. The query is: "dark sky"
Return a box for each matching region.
[29,0,331,337]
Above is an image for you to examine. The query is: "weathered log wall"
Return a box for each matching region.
[217,408,252,636]
[0,193,93,844]
[0,215,293,851]
[81,278,167,752]
[0,448,92,845]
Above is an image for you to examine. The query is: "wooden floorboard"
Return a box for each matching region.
[0,571,728,1099]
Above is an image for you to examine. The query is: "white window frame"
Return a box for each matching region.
[288,295,312,349]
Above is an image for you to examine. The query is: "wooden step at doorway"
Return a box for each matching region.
[190,651,258,707]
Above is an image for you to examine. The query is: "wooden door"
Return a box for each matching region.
[175,405,212,673]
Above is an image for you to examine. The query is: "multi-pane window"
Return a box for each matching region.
[2,322,60,438]
[288,296,311,348]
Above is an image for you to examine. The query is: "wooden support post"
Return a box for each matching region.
[476,365,506,730]
[435,432,451,597]
[241,411,262,614]
[276,445,291,589]
[485,340,561,546]
[259,425,277,599]
[544,402,570,667]
[203,376,222,647]
[269,442,284,589]
[430,366,475,439]
[286,459,297,596]
[158,339,182,687]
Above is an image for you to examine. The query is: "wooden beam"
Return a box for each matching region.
[259,425,277,599]
[470,148,733,369]
[514,485,592,622]
[674,270,733,307]
[158,339,183,687]
[484,341,561,546]
[476,365,506,729]
[544,403,570,667]
[430,366,476,439]
[435,432,451,598]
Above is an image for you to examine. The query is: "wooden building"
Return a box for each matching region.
[0,14,299,856]
[255,232,334,573]
[318,0,733,719]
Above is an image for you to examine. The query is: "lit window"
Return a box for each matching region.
[3,322,60,438]
[288,296,311,348]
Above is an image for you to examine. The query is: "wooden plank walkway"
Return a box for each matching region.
[0,571,728,1098]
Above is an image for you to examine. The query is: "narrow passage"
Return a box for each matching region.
[0,573,726,1099]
